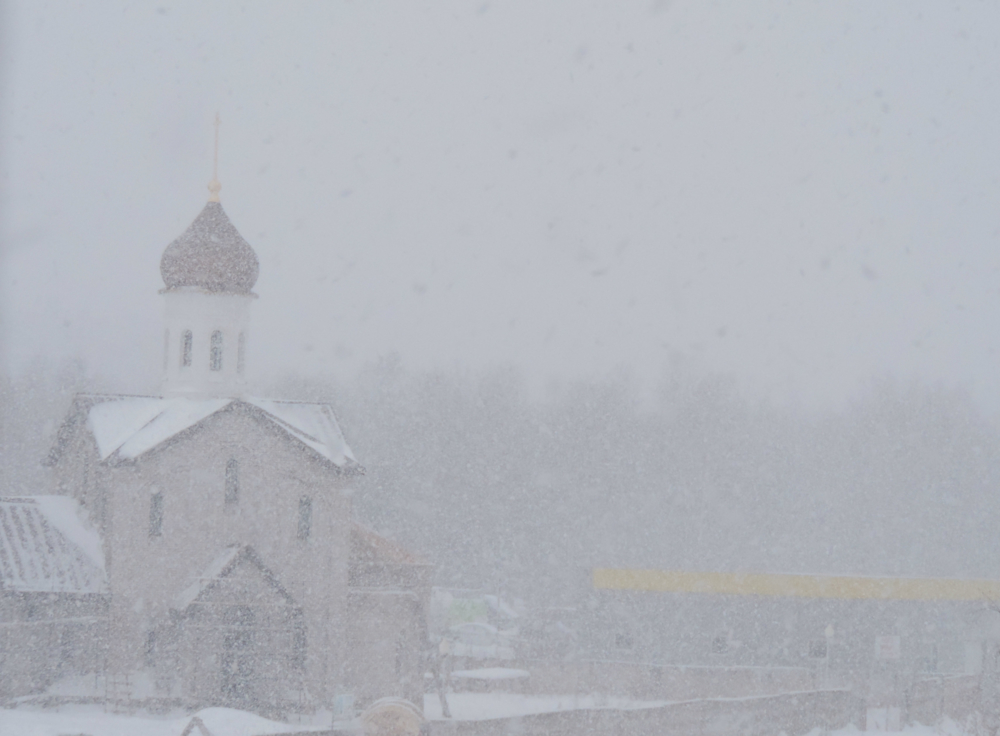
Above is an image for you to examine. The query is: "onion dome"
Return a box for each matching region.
[160,202,259,294]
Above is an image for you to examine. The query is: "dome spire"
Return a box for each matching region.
[208,112,221,202]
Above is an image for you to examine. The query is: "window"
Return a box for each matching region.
[221,606,255,701]
[395,632,407,676]
[149,492,163,537]
[809,639,828,658]
[210,330,223,371]
[292,619,307,671]
[711,634,729,655]
[615,632,634,649]
[144,630,158,667]
[181,330,193,367]
[225,458,239,505]
[60,623,84,669]
[237,332,246,375]
[163,330,169,370]
[298,496,312,540]
[223,605,255,627]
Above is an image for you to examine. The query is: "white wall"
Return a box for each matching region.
[161,289,254,398]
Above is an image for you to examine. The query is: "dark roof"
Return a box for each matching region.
[350,521,430,567]
[160,201,259,294]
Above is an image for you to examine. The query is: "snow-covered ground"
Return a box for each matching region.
[423,691,668,720]
[805,720,971,736]
[0,699,977,736]
[0,705,332,736]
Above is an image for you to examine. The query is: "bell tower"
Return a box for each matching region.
[159,116,259,397]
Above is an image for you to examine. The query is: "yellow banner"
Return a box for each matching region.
[592,568,1000,601]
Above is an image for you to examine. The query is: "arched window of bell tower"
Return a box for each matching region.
[210,331,223,371]
[237,332,246,375]
[225,458,239,505]
[181,330,193,367]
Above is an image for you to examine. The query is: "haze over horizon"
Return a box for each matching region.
[2,1,999,411]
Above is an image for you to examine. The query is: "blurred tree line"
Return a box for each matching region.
[3,356,999,611]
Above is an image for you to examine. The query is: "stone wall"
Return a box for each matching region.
[907,674,979,725]
[0,591,108,700]
[522,660,826,700]
[429,688,862,736]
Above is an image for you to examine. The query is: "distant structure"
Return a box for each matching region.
[1,152,431,713]
[584,567,1000,688]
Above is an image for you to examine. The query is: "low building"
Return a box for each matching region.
[585,567,1000,679]
[0,496,108,699]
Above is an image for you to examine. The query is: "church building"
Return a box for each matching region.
[2,176,431,714]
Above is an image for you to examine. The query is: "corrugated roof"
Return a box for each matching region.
[0,496,107,594]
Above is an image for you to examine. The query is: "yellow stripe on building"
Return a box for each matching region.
[592,568,1000,601]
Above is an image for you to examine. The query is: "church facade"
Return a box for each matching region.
[1,186,431,712]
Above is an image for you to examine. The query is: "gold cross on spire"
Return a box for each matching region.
[208,112,222,202]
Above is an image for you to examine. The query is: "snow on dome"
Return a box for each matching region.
[160,201,259,294]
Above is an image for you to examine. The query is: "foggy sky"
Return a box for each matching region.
[2,1,999,409]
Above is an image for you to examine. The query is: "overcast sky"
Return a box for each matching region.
[2,1,999,409]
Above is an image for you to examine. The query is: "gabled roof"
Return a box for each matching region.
[0,496,107,594]
[174,545,296,611]
[47,393,360,472]
[350,521,431,568]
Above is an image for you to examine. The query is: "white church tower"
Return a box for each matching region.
[159,130,257,398]
[35,124,432,713]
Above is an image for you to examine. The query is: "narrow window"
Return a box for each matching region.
[60,623,83,669]
[181,330,193,367]
[711,634,729,655]
[144,630,158,667]
[225,458,239,505]
[292,617,307,671]
[223,605,255,627]
[297,497,312,540]
[149,492,163,537]
[237,332,246,375]
[395,632,406,676]
[210,331,223,371]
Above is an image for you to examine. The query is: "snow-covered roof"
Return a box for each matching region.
[84,395,358,469]
[173,545,296,611]
[484,593,521,619]
[0,496,107,594]
[174,546,242,610]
